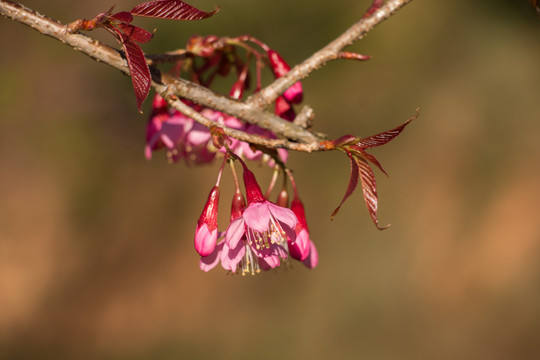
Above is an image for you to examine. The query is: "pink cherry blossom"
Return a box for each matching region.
[194,185,219,256]
[288,196,311,261]
[221,164,297,274]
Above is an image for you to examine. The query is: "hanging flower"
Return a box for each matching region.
[222,163,297,274]
[194,185,220,256]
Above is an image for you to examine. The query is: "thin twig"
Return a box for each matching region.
[246,0,413,109]
[0,0,413,152]
[0,0,318,146]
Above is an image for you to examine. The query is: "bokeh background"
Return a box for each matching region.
[1,0,540,359]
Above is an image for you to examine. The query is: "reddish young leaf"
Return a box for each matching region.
[131,0,219,21]
[109,11,133,24]
[331,152,360,221]
[120,34,151,112]
[349,147,388,176]
[355,157,389,230]
[355,116,414,149]
[331,134,357,147]
[117,23,153,43]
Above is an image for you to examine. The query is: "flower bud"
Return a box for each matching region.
[194,186,220,256]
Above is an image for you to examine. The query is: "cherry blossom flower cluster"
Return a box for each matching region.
[195,157,318,275]
[142,29,418,275]
[144,36,318,274]
[5,0,417,277]
[144,35,300,166]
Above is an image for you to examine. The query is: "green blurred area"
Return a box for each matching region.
[1,1,540,359]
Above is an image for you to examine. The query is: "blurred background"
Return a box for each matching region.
[1,0,540,359]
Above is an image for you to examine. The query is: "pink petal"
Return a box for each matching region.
[243,202,272,233]
[161,120,185,148]
[225,217,245,248]
[239,141,262,160]
[302,241,319,269]
[278,148,289,163]
[194,224,217,257]
[221,241,245,272]
[289,228,310,261]
[144,145,153,160]
[283,81,303,104]
[260,255,280,269]
[282,221,296,244]
[267,202,297,230]
[199,240,224,272]
[275,245,288,260]
[187,123,211,146]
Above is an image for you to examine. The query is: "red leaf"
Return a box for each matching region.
[355,157,389,230]
[118,23,153,43]
[349,147,388,176]
[331,134,357,147]
[331,152,360,221]
[131,0,219,21]
[120,34,151,112]
[110,11,133,24]
[356,114,415,149]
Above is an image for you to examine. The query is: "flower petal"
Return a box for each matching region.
[194,223,217,257]
[199,240,224,272]
[243,202,272,233]
[289,228,310,261]
[267,202,297,230]
[302,241,319,269]
[221,241,245,272]
[225,217,245,248]
[260,255,280,269]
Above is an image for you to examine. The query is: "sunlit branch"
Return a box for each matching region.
[0,0,412,152]
[246,0,413,109]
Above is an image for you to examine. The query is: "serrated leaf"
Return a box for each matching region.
[131,0,219,21]
[349,147,388,176]
[331,152,359,221]
[356,116,414,149]
[355,157,389,230]
[120,34,151,112]
[118,23,153,43]
[110,11,133,24]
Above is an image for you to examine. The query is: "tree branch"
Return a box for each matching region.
[0,0,413,152]
[246,0,413,109]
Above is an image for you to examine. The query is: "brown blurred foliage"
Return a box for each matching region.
[1,1,540,359]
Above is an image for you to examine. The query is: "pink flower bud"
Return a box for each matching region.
[288,196,311,261]
[275,96,296,121]
[194,186,220,256]
[267,49,303,104]
[151,94,169,113]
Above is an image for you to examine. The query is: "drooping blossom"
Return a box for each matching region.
[194,185,219,256]
[267,49,303,104]
[288,195,318,269]
[145,95,189,159]
[282,171,318,269]
[194,158,227,256]
[222,163,297,274]
[145,99,287,167]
